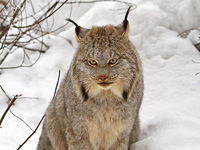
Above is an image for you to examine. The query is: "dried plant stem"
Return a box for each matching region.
[0,51,42,69]
[195,72,200,75]
[17,70,61,149]
[0,0,70,68]
[68,0,132,5]
[0,0,27,40]
[0,85,11,101]
[17,114,45,150]
[178,27,200,37]
[53,70,61,98]
[0,94,22,128]
[9,110,34,131]
[16,0,68,29]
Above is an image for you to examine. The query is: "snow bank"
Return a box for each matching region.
[0,0,200,150]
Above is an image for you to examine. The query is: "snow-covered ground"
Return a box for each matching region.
[1,0,200,150]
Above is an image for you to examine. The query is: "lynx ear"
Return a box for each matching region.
[66,18,89,43]
[116,6,131,37]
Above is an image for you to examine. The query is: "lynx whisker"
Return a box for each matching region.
[110,73,119,79]
[89,74,98,80]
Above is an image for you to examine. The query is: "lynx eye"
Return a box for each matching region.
[88,59,98,66]
[108,58,118,65]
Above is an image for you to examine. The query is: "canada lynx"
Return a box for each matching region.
[37,7,143,150]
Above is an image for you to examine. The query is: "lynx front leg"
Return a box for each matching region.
[37,119,68,150]
[39,103,68,150]
[37,128,53,150]
[109,135,129,150]
[129,117,140,145]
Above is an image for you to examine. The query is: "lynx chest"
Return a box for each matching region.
[86,106,130,150]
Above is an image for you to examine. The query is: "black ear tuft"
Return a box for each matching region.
[66,18,80,36]
[116,6,132,37]
[81,84,89,102]
[66,18,89,42]
[123,6,132,31]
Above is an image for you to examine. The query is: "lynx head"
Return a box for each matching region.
[68,7,141,102]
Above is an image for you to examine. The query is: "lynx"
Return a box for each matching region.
[37,7,143,150]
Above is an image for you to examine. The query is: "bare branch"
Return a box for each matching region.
[67,0,132,5]
[0,84,38,131]
[0,0,70,67]
[15,0,68,29]
[53,70,61,98]
[0,94,22,128]
[0,85,11,101]
[178,27,200,37]
[17,114,45,150]
[17,70,61,149]
[192,60,200,64]
[12,44,46,53]
[0,0,27,40]
[9,110,34,131]
[0,52,42,69]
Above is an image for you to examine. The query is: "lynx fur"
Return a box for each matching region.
[37,7,143,150]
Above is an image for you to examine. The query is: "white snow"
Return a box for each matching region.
[0,0,200,150]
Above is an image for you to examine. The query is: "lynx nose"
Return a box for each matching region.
[98,75,108,81]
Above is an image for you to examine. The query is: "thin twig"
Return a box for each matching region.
[15,0,68,29]
[9,110,34,131]
[0,52,41,69]
[0,85,11,101]
[1,0,66,67]
[0,84,38,131]
[17,70,61,149]
[195,72,200,75]
[22,46,46,53]
[0,0,27,40]
[19,97,39,100]
[17,114,45,150]
[53,70,61,98]
[67,0,132,5]
[178,27,200,37]
[0,94,22,128]
[192,60,200,64]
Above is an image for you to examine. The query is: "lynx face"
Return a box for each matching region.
[72,25,138,101]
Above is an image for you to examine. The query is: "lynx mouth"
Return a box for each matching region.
[97,82,113,89]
